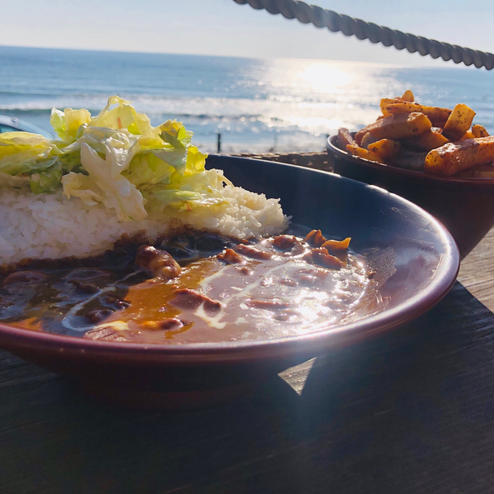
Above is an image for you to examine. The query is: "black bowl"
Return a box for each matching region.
[0,156,459,408]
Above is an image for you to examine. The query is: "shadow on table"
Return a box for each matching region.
[0,282,492,494]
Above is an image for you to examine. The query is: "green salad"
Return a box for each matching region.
[0,96,229,221]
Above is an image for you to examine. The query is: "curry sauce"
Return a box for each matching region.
[0,230,381,344]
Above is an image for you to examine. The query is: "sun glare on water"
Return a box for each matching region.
[297,61,356,93]
[255,59,394,137]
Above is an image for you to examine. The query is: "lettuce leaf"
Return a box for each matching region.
[50,108,91,143]
[63,142,147,221]
[29,159,62,193]
[0,132,57,175]
[183,145,207,176]
[144,168,229,213]
[61,172,104,206]
[123,152,176,188]
[89,96,156,137]
[160,120,192,148]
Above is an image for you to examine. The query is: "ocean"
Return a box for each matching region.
[0,45,493,153]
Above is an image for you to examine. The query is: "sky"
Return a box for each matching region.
[1,0,492,66]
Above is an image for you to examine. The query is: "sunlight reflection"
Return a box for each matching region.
[255,59,398,137]
[278,357,317,396]
[298,61,355,93]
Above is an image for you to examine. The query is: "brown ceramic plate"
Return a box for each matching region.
[327,134,494,258]
[0,156,460,408]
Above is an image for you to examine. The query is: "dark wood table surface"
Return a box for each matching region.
[0,163,492,493]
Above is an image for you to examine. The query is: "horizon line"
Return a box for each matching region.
[0,43,448,69]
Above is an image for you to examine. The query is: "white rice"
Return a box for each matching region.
[0,181,288,266]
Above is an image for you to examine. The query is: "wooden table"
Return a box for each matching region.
[0,159,492,493]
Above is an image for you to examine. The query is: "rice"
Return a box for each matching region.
[0,180,288,267]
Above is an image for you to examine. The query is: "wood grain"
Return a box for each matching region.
[458,228,494,311]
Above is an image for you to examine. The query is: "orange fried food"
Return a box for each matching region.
[346,144,384,163]
[471,124,489,138]
[355,112,431,144]
[336,127,357,148]
[380,99,451,127]
[425,136,494,176]
[442,104,476,141]
[400,90,414,102]
[367,139,401,161]
[404,127,449,151]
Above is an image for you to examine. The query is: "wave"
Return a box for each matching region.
[0,108,54,116]
[0,90,59,97]
[2,91,492,137]
[0,91,353,112]
[0,106,267,123]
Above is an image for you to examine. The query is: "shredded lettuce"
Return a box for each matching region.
[29,159,62,193]
[89,96,156,137]
[123,152,176,188]
[144,168,230,213]
[0,132,57,176]
[50,108,91,143]
[64,143,147,220]
[0,96,213,220]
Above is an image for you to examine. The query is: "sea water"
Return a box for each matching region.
[0,45,492,153]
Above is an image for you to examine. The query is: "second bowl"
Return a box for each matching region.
[327,135,494,258]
